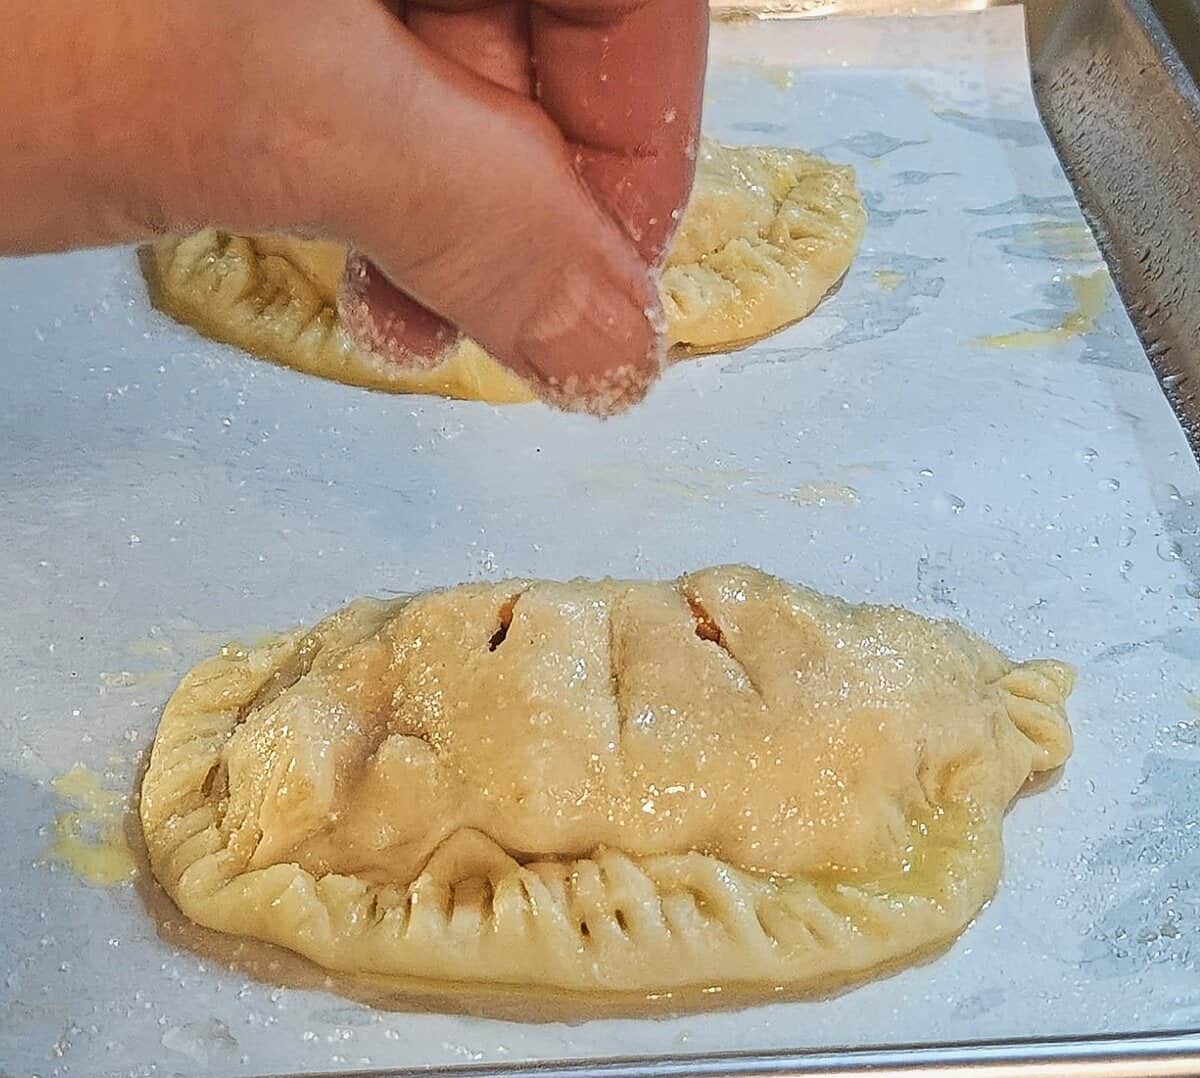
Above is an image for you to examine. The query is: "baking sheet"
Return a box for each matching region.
[3,7,1199,1076]
[1025,0,1200,457]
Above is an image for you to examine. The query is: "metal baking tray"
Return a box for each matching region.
[3,3,1200,1076]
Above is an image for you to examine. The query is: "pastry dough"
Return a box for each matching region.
[140,142,866,402]
[140,566,1072,994]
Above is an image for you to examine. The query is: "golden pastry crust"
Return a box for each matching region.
[139,142,866,401]
[140,566,1072,994]
[661,142,867,355]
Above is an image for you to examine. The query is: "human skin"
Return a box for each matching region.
[0,0,707,413]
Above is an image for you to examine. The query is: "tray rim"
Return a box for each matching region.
[278,1029,1200,1078]
[709,0,1018,19]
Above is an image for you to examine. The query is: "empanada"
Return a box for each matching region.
[140,566,1072,995]
[139,142,866,402]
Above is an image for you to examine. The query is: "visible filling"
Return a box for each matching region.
[686,594,723,644]
[488,593,521,652]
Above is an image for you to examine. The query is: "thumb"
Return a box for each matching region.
[324,8,664,415]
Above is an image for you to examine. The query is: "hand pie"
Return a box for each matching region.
[139,142,866,402]
[140,566,1072,995]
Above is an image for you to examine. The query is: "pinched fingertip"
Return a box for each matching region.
[512,261,665,417]
[338,252,462,370]
[531,353,663,417]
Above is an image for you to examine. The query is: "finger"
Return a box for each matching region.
[339,0,530,373]
[339,251,461,368]
[337,0,529,373]
[325,2,661,414]
[532,0,708,265]
[405,1,532,95]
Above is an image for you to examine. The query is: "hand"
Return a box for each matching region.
[0,0,708,414]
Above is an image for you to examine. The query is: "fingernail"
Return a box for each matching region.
[514,262,664,417]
